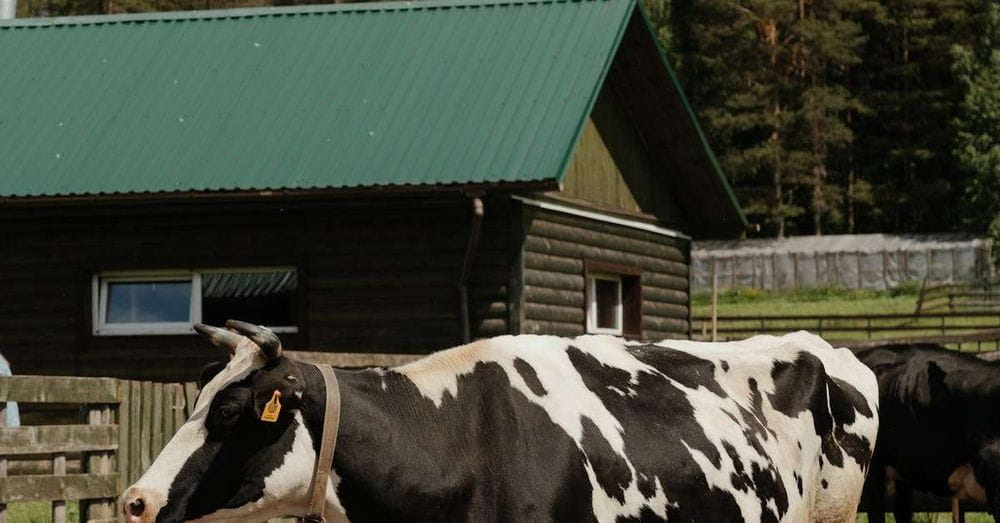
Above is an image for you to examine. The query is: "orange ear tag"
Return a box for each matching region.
[261,390,282,422]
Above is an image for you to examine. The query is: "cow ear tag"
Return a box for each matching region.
[261,390,282,422]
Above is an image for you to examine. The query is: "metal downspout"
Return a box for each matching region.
[459,193,485,343]
[0,0,16,20]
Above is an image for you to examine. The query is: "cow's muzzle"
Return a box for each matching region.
[121,486,164,523]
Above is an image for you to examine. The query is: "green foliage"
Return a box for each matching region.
[954,2,1000,233]
[671,0,876,237]
[670,0,989,237]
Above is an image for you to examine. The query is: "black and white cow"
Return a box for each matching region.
[121,324,878,522]
[857,343,1000,522]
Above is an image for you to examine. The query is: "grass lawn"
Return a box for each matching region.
[857,513,992,522]
[691,286,922,317]
[8,501,80,523]
[690,286,1000,349]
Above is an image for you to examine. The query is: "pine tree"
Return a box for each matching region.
[953,1,1000,233]
[671,0,873,237]
[850,0,980,232]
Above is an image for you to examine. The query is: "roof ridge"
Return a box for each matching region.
[0,0,616,29]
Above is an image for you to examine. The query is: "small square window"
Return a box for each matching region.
[586,263,642,338]
[589,275,623,334]
[93,268,298,336]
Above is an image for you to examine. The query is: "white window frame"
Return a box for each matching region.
[586,273,623,336]
[92,267,298,336]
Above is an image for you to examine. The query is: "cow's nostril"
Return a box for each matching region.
[128,497,145,517]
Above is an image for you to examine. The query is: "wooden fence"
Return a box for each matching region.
[918,280,1000,313]
[692,311,1000,350]
[0,375,196,523]
[0,350,418,523]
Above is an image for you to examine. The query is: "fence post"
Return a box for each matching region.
[52,453,66,523]
[711,261,718,342]
[84,405,116,521]
[916,277,929,314]
[0,442,6,523]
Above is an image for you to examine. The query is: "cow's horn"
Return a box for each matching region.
[193,323,243,354]
[225,319,282,362]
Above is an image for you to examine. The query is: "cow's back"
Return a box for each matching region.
[393,332,878,522]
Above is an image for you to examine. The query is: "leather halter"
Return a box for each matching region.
[303,364,341,523]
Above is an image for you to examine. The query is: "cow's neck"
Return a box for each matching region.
[298,362,461,519]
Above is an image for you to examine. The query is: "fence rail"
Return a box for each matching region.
[0,375,195,523]
[917,280,1000,313]
[693,310,1000,348]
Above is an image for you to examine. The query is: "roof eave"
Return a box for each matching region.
[0,180,561,207]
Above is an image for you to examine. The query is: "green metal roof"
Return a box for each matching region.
[0,0,635,197]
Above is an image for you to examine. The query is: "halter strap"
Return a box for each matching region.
[303,364,341,523]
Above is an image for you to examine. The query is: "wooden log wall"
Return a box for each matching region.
[0,194,514,380]
[519,207,691,340]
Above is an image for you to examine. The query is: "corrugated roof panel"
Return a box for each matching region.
[0,0,636,197]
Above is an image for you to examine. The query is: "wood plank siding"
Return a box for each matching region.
[0,195,512,380]
[519,206,691,340]
[556,85,687,228]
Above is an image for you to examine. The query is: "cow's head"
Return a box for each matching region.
[121,321,326,522]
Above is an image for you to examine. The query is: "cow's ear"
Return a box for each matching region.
[250,366,305,422]
[922,361,951,406]
[199,361,227,388]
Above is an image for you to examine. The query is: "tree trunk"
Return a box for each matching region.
[813,164,826,236]
[847,169,855,233]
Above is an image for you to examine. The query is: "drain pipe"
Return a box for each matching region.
[0,0,16,20]
[458,191,485,343]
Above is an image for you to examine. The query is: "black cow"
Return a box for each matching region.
[858,343,1000,522]
[121,325,878,522]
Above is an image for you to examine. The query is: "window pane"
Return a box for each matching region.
[201,270,297,327]
[595,279,620,329]
[106,281,192,323]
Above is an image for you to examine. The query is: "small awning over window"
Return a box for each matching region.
[201,271,297,299]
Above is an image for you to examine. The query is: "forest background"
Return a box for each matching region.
[12,0,1000,240]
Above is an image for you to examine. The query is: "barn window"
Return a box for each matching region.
[585,262,642,338]
[588,275,622,334]
[93,268,298,336]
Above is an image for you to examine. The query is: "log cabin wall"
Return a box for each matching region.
[0,194,513,381]
[520,81,692,340]
[518,206,691,340]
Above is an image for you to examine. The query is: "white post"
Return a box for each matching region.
[0,0,15,20]
[711,260,718,342]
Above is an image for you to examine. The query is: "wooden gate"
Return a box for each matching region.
[0,376,196,523]
[0,376,120,523]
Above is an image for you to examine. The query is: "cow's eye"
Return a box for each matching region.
[219,405,238,418]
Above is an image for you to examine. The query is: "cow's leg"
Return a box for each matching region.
[892,480,914,523]
[862,462,887,523]
[950,496,966,523]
